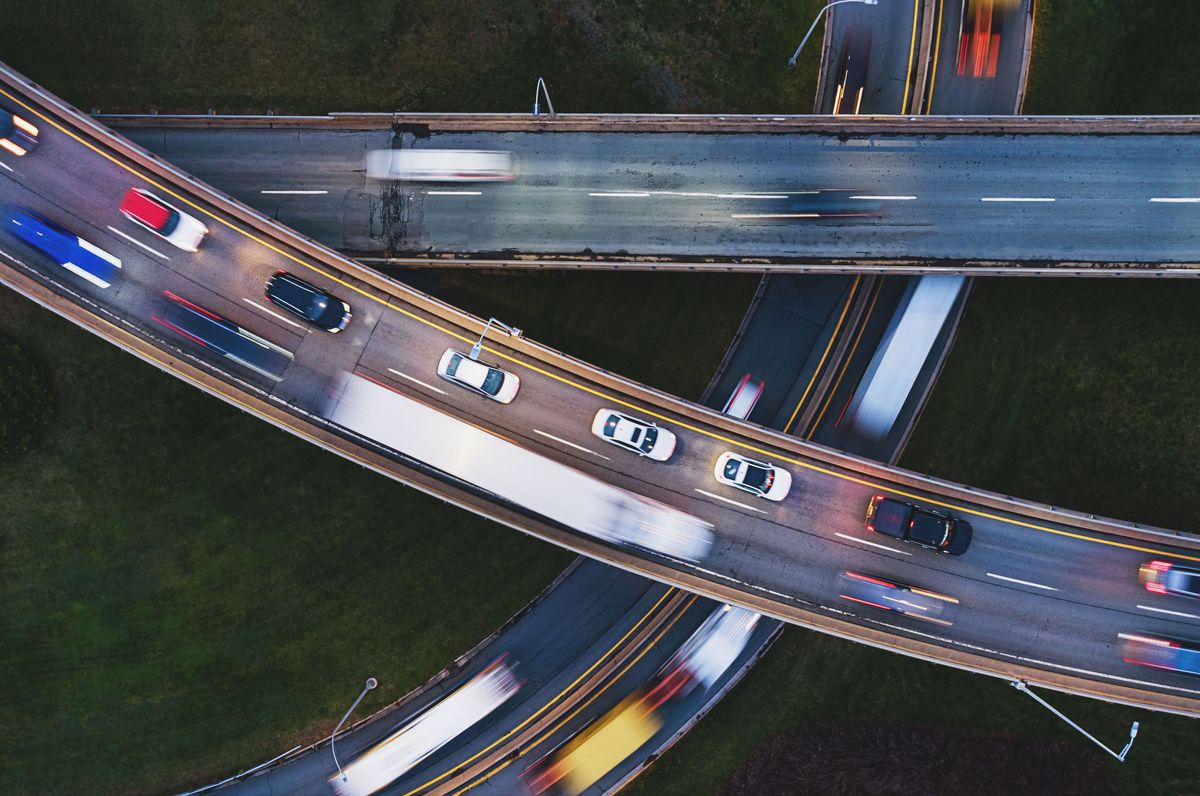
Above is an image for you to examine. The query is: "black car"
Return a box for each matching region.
[264,270,351,332]
[0,105,39,157]
[865,495,972,555]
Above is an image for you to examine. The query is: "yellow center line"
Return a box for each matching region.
[805,278,882,437]
[393,587,678,796]
[3,79,1199,570]
[783,275,861,434]
[926,0,947,111]
[900,0,922,114]
[452,594,700,795]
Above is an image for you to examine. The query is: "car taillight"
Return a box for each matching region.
[1145,582,1167,594]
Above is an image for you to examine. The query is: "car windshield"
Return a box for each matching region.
[602,415,619,437]
[639,426,658,452]
[160,209,181,235]
[480,368,504,395]
[0,111,12,137]
[306,293,330,320]
[742,464,770,490]
[1168,568,1200,594]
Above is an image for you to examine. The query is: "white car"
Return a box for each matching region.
[713,452,792,501]
[590,408,676,461]
[437,348,520,403]
[119,188,209,252]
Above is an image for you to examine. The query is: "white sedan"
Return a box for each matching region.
[713,452,792,501]
[590,408,676,461]
[437,349,520,403]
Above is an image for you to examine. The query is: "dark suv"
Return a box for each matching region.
[264,270,351,333]
[865,495,972,555]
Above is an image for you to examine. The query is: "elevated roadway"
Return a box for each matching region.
[3,64,1200,727]
[105,113,1200,275]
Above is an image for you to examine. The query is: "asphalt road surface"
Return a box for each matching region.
[120,125,1200,265]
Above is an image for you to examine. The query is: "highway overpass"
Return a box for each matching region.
[106,113,1200,275]
[3,64,1200,725]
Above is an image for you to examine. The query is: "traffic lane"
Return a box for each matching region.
[822,0,921,113]
[379,582,690,796]
[125,126,1200,263]
[412,595,716,796]
[926,0,1031,114]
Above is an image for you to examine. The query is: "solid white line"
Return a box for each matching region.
[589,192,651,198]
[105,225,170,261]
[259,189,328,195]
[534,429,610,460]
[986,572,1059,591]
[979,197,1055,203]
[731,213,820,219]
[1137,604,1200,620]
[694,488,768,514]
[834,532,912,555]
[387,368,447,395]
[427,190,483,196]
[850,195,917,201]
[716,193,788,200]
[0,160,12,172]
[1149,197,1200,203]
[243,298,306,330]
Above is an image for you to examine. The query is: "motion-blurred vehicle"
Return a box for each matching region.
[658,604,761,698]
[957,0,1020,78]
[526,690,663,796]
[1138,560,1200,600]
[5,208,120,289]
[365,149,515,182]
[865,495,972,555]
[832,28,872,114]
[119,188,209,252]
[0,105,39,156]
[722,373,764,420]
[264,270,352,333]
[590,408,676,461]
[838,571,958,625]
[714,452,792,501]
[437,348,520,403]
[153,290,294,382]
[326,373,714,561]
[1119,633,1200,677]
[333,656,521,796]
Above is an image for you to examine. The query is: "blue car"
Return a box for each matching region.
[5,209,121,289]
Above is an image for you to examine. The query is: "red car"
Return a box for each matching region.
[956,0,1019,79]
[119,188,209,252]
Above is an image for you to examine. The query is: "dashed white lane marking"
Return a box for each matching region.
[986,572,1059,591]
[534,429,610,460]
[731,213,821,219]
[427,190,483,196]
[980,197,1056,203]
[387,368,447,394]
[589,192,651,198]
[242,298,306,330]
[1137,604,1200,620]
[851,195,917,200]
[259,189,328,195]
[0,160,12,172]
[716,193,789,200]
[834,532,912,555]
[1149,197,1200,203]
[106,225,170,261]
[694,488,768,514]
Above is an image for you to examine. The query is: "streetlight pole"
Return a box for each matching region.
[331,677,378,784]
[1011,681,1140,763]
[470,317,523,361]
[787,0,878,68]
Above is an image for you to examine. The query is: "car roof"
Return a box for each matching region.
[451,355,493,388]
[121,189,171,229]
[908,510,948,546]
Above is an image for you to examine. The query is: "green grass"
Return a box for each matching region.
[407,270,760,401]
[0,1,824,115]
[0,289,574,794]
[1025,1,1200,113]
